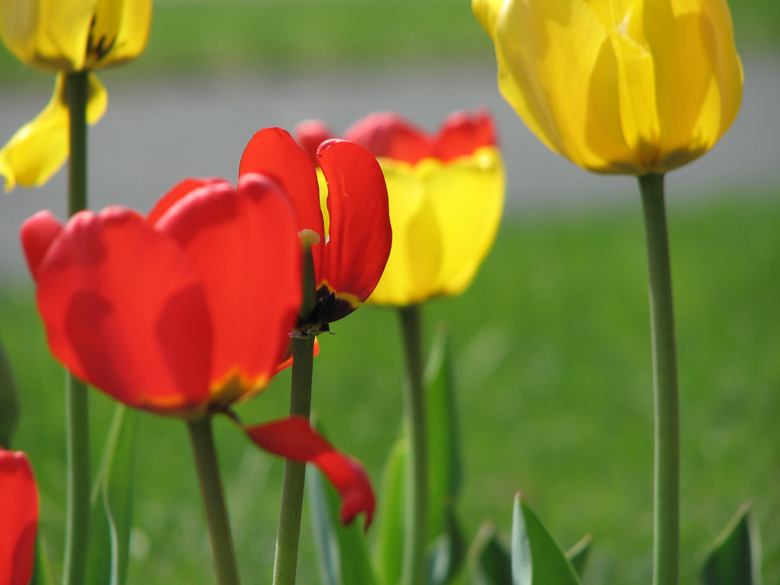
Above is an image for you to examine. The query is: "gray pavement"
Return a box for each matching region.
[1,54,778,278]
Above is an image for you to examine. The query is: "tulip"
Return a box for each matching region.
[295,110,505,306]
[473,0,743,175]
[20,174,374,526]
[239,127,392,330]
[0,449,38,585]
[0,0,152,190]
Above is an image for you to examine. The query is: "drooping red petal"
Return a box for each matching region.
[156,175,301,399]
[19,211,64,283]
[35,208,213,415]
[317,139,391,322]
[294,120,335,166]
[344,112,433,164]
[431,109,497,161]
[239,128,325,281]
[244,416,375,528]
[0,450,38,585]
[147,178,230,225]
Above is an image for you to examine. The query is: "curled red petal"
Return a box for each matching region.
[147,177,230,225]
[0,449,38,585]
[344,112,433,164]
[317,139,391,322]
[244,416,375,529]
[35,208,213,415]
[157,175,302,397]
[20,210,64,282]
[294,120,335,166]
[431,108,498,161]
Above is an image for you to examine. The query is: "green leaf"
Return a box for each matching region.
[373,437,407,585]
[427,504,466,585]
[30,536,55,585]
[84,405,136,585]
[701,502,762,585]
[512,494,583,585]
[470,523,512,585]
[565,534,593,578]
[308,465,377,585]
[424,325,462,541]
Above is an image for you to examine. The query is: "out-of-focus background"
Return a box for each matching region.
[1,1,778,583]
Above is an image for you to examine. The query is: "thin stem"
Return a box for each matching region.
[398,304,428,585]
[639,172,680,585]
[188,417,241,585]
[273,247,317,585]
[62,70,90,585]
[0,335,19,449]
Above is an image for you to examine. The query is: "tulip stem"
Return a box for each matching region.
[273,247,317,585]
[0,335,20,449]
[62,70,91,585]
[398,304,428,585]
[188,417,241,585]
[639,172,679,585]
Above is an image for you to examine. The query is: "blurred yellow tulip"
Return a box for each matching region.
[296,110,505,306]
[0,0,152,190]
[473,0,743,175]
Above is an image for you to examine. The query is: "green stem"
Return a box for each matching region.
[639,173,679,585]
[62,70,90,585]
[273,247,317,585]
[398,304,428,585]
[188,417,241,585]
[0,335,19,449]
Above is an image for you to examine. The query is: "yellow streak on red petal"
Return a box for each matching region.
[209,366,270,410]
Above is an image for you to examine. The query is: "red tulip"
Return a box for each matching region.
[239,128,391,331]
[21,174,374,525]
[0,449,37,585]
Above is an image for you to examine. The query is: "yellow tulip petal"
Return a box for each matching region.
[644,0,743,173]
[367,164,439,306]
[0,0,98,72]
[88,0,152,68]
[472,0,504,37]
[1,72,108,191]
[420,147,505,296]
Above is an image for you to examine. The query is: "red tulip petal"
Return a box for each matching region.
[147,178,230,225]
[20,211,64,283]
[317,139,391,322]
[344,112,433,164]
[156,175,301,404]
[432,109,498,161]
[0,450,37,585]
[294,120,335,166]
[244,416,375,528]
[35,208,213,415]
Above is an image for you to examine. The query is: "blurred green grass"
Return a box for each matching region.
[1,0,778,88]
[2,191,779,585]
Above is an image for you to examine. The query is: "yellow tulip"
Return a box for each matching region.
[295,110,505,306]
[0,0,152,190]
[473,0,743,175]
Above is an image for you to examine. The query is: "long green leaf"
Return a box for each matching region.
[470,523,512,585]
[701,502,762,585]
[565,534,593,578]
[308,465,377,585]
[512,494,582,585]
[427,504,466,585]
[84,405,136,585]
[424,325,462,541]
[373,437,407,585]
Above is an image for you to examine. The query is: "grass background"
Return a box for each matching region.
[1,0,779,584]
[3,195,779,584]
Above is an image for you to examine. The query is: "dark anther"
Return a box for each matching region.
[86,14,117,62]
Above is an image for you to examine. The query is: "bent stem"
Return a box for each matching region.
[398,304,428,585]
[639,172,680,585]
[188,417,241,585]
[273,247,317,585]
[62,70,90,585]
